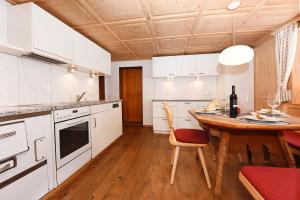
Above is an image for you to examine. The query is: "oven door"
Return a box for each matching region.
[55,115,91,169]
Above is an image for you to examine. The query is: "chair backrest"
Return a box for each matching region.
[164,102,174,130]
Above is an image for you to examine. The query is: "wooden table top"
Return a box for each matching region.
[189,110,300,131]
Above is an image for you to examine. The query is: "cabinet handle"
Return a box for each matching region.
[161,108,165,110]
[93,118,96,128]
[162,119,167,121]
[0,131,16,140]
[0,163,11,173]
[184,102,191,105]
[185,119,191,121]
[34,137,45,162]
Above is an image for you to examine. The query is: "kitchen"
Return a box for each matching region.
[0,0,299,200]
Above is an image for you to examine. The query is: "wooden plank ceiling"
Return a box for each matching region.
[8,0,300,61]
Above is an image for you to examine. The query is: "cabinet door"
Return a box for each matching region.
[0,165,49,200]
[153,118,177,133]
[91,105,122,158]
[178,117,203,130]
[33,4,73,61]
[107,104,122,144]
[177,101,208,118]
[74,32,97,70]
[152,56,177,77]
[153,106,177,118]
[91,112,110,158]
[176,55,198,77]
[98,48,111,75]
[197,54,220,76]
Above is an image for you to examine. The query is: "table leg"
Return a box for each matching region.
[277,132,296,168]
[214,131,230,199]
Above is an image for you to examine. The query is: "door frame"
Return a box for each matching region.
[119,66,143,124]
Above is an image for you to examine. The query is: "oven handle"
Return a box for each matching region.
[65,118,86,126]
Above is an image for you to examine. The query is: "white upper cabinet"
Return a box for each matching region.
[98,47,111,75]
[176,55,198,77]
[74,32,97,70]
[73,31,111,75]
[7,3,74,62]
[197,53,220,76]
[152,56,177,77]
[152,53,220,77]
[7,2,111,75]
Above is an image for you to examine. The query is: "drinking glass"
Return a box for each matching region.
[223,93,230,116]
[267,93,281,116]
[239,94,249,115]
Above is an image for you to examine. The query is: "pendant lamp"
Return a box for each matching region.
[219,0,254,66]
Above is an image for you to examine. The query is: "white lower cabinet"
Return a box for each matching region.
[178,117,203,130]
[153,100,209,133]
[91,102,122,158]
[0,165,49,200]
[153,118,177,133]
[0,114,53,200]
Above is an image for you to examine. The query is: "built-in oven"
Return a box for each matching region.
[54,107,91,169]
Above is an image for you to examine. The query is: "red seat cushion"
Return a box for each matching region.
[174,129,209,144]
[283,131,300,149]
[241,166,300,200]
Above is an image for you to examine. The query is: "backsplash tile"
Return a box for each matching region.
[0,53,18,106]
[0,53,99,106]
[18,57,52,105]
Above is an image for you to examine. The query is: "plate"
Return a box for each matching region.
[195,109,218,114]
[243,115,282,123]
[259,109,288,116]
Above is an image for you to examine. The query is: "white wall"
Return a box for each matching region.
[153,76,216,99]
[106,59,254,125]
[0,53,99,106]
[217,61,254,111]
[105,60,153,126]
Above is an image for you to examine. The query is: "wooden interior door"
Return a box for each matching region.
[119,67,143,124]
[99,76,105,100]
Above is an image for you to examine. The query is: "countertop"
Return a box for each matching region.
[152,99,212,102]
[26,100,122,110]
[0,100,122,122]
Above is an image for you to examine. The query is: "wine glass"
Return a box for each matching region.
[267,93,281,116]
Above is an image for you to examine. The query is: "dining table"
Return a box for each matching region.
[189,110,300,199]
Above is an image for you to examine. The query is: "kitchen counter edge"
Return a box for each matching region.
[0,100,122,122]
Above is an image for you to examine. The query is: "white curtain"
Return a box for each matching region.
[275,22,298,102]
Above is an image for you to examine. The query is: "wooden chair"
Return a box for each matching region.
[282,103,300,157]
[164,102,211,188]
[283,131,300,156]
[239,166,300,200]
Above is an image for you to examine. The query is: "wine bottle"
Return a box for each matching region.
[230,85,238,118]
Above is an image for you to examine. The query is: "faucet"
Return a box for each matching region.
[76,92,86,102]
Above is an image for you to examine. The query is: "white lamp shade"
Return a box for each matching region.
[219,45,254,66]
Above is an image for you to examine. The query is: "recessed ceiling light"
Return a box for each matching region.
[227,0,240,10]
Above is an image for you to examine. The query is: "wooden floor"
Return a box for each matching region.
[43,125,252,200]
